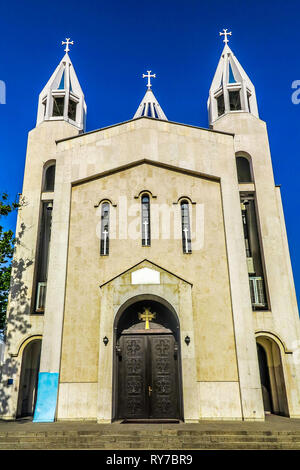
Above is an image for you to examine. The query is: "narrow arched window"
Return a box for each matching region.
[181,200,192,254]
[43,164,56,192]
[141,194,151,246]
[100,202,110,255]
[236,156,252,183]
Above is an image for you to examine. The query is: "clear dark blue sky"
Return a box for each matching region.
[1,0,300,306]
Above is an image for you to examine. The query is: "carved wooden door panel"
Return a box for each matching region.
[118,335,148,419]
[117,334,179,419]
[149,335,178,419]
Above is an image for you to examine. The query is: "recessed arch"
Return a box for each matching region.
[113,293,180,334]
[255,330,291,354]
[42,160,56,192]
[134,189,157,199]
[13,335,43,358]
[173,195,196,205]
[256,333,289,416]
[112,294,183,422]
[94,198,117,208]
[16,338,42,418]
[235,152,253,183]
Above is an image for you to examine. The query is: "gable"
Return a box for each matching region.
[72,158,220,188]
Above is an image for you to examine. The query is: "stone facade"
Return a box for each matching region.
[1,44,300,423]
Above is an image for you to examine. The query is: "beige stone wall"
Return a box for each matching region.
[0,121,79,419]
[59,163,239,419]
[3,116,267,421]
[214,112,300,418]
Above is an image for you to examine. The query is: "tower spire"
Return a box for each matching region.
[207,30,259,125]
[36,39,86,131]
[133,70,167,120]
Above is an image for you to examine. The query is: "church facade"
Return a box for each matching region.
[1,33,300,423]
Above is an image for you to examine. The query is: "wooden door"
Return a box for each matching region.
[117,334,179,420]
[149,335,178,419]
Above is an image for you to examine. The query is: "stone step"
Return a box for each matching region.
[1,435,300,450]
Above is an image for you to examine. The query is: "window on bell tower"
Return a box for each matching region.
[229,90,241,111]
[68,98,77,121]
[216,93,225,117]
[52,97,64,117]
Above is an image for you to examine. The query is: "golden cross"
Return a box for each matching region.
[138,307,156,330]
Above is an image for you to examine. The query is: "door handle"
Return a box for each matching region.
[148,385,152,397]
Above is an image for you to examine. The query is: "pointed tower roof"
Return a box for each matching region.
[207,30,259,125]
[36,38,87,131]
[133,70,167,120]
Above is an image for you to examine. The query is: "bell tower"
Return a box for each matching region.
[208,31,300,419]
[0,39,87,421]
[207,29,258,126]
[36,38,86,131]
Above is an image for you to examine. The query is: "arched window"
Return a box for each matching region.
[141,194,151,246]
[100,202,110,255]
[180,200,192,254]
[43,164,56,191]
[236,156,252,183]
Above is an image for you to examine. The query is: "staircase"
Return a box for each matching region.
[1,416,300,450]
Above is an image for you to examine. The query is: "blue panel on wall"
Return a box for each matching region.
[33,372,59,422]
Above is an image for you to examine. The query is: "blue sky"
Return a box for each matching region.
[1,0,300,305]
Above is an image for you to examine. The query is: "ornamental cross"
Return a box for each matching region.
[143,219,149,246]
[219,29,232,44]
[103,229,108,255]
[183,227,189,253]
[143,70,156,89]
[138,307,156,330]
[62,37,74,53]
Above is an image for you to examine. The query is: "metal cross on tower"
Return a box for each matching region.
[138,307,156,330]
[62,38,74,53]
[143,70,156,89]
[219,29,232,44]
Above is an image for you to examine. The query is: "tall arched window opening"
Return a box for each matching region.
[100,202,110,256]
[180,200,192,254]
[241,195,268,310]
[236,156,252,183]
[141,194,151,246]
[34,201,53,312]
[43,164,56,192]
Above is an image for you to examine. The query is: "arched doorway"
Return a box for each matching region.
[113,298,183,422]
[17,339,41,418]
[256,336,289,416]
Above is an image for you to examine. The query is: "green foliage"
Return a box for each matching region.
[0,193,20,330]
